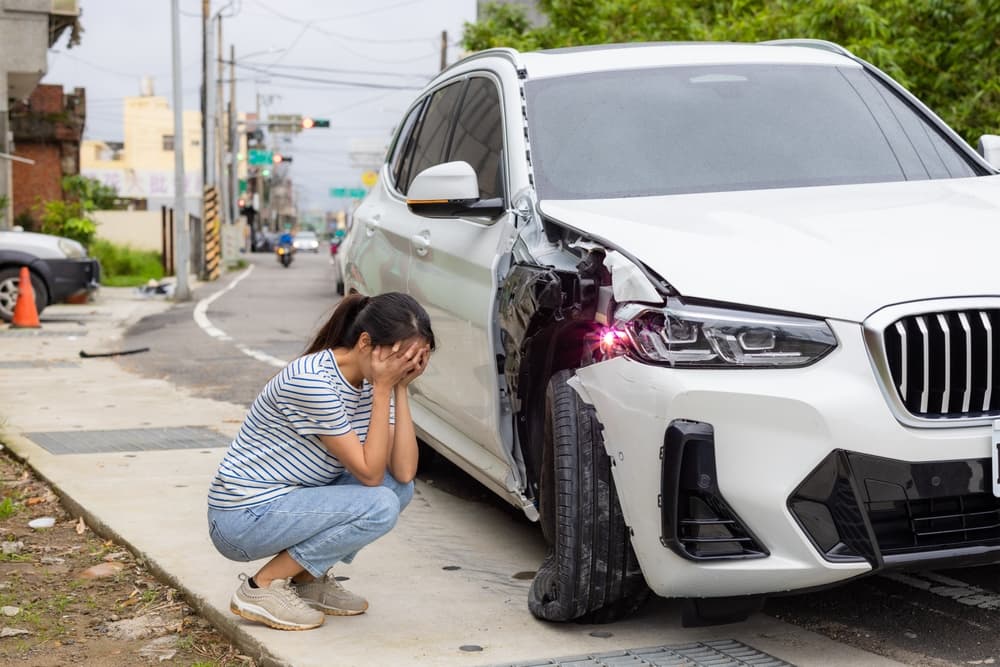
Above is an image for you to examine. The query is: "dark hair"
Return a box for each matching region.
[304,292,436,355]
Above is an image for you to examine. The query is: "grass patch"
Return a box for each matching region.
[0,496,19,520]
[228,258,249,271]
[90,239,164,287]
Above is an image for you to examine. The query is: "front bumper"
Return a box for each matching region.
[45,257,100,303]
[572,319,997,598]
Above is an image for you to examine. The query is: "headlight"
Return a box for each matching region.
[58,238,85,258]
[613,298,837,368]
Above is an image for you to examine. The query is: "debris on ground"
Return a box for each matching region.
[0,447,255,666]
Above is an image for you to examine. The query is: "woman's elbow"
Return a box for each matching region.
[359,471,386,487]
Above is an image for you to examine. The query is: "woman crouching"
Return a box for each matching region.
[207,292,434,630]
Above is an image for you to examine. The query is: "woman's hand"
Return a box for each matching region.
[371,342,421,389]
[398,345,431,388]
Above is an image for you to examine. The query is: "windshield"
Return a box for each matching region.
[296,231,316,239]
[525,64,983,200]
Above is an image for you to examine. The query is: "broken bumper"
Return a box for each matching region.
[572,319,997,598]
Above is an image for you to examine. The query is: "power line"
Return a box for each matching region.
[234,63,423,90]
[228,61,433,80]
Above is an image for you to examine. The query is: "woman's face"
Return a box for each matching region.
[357,335,431,383]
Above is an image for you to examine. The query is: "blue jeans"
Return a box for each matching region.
[208,473,413,578]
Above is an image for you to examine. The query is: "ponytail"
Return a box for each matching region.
[304,292,435,355]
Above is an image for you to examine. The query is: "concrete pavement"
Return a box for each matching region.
[0,281,908,667]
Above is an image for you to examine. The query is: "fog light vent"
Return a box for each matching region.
[662,420,767,561]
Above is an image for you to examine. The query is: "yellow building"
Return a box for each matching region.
[82,95,202,201]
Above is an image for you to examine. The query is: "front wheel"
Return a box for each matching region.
[0,268,49,322]
[528,369,651,623]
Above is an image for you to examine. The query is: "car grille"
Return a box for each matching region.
[868,491,1000,555]
[883,309,1000,418]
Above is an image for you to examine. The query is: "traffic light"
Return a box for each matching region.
[301,117,330,129]
[273,154,293,164]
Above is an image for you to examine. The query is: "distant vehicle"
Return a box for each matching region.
[341,39,1000,626]
[293,230,320,253]
[0,230,100,321]
[253,231,279,253]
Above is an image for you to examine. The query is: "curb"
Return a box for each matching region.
[0,431,293,667]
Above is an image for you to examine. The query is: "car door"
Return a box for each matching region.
[346,97,428,296]
[404,74,515,483]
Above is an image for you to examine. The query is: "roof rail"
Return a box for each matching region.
[759,39,854,58]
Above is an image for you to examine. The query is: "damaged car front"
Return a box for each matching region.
[507,41,1000,624]
[343,39,1000,627]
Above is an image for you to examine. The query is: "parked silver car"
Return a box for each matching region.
[0,230,100,321]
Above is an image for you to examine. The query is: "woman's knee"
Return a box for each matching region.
[383,475,415,511]
[366,487,401,530]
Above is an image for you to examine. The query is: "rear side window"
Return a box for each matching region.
[400,81,465,194]
[448,77,505,200]
[388,102,424,190]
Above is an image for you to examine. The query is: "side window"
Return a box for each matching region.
[448,77,505,200]
[388,102,424,190]
[400,81,465,194]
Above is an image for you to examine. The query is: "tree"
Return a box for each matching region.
[464,1,1000,145]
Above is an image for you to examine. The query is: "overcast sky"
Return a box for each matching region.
[44,0,478,210]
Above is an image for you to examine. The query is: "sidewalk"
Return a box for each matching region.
[0,287,907,667]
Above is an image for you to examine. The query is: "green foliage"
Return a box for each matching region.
[61,175,119,211]
[32,176,118,247]
[89,239,164,287]
[0,496,19,520]
[38,200,96,247]
[464,0,1000,145]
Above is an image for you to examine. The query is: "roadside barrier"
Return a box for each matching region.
[11,266,40,328]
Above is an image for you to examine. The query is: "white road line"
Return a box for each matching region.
[192,265,288,369]
[883,571,1000,610]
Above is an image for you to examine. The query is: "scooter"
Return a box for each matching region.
[276,244,294,268]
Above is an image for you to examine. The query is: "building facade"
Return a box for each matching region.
[0,0,81,228]
[10,83,85,224]
[81,95,203,212]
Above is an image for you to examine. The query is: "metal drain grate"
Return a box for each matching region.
[0,360,80,369]
[26,427,230,455]
[489,640,793,667]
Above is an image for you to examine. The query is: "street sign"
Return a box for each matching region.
[361,170,378,188]
[329,187,368,199]
[248,149,273,165]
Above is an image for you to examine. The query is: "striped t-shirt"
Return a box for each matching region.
[208,349,394,510]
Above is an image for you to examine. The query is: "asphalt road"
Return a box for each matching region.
[119,248,1000,666]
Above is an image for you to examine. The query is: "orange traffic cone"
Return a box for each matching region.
[11,266,41,329]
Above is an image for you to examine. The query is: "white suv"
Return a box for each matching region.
[340,40,1000,625]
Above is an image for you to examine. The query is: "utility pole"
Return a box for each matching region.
[229,44,238,229]
[215,16,229,227]
[170,0,191,301]
[200,0,208,195]
[440,30,448,71]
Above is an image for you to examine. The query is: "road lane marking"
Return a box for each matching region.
[883,571,1000,610]
[192,265,288,369]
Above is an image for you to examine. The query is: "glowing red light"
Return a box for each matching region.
[601,331,617,348]
[301,117,315,129]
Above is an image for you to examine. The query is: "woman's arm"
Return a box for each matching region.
[319,344,419,486]
[319,384,393,486]
[388,387,418,483]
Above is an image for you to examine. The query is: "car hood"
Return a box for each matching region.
[539,176,1000,322]
[0,231,67,259]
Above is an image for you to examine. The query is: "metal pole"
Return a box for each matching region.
[200,0,208,194]
[440,30,448,71]
[171,0,191,301]
[230,44,238,228]
[216,16,228,226]
[205,16,216,188]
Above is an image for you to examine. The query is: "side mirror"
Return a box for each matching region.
[407,161,504,219]
[977,134,1000,168]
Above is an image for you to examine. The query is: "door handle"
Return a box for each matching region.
[411,232,431,257]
